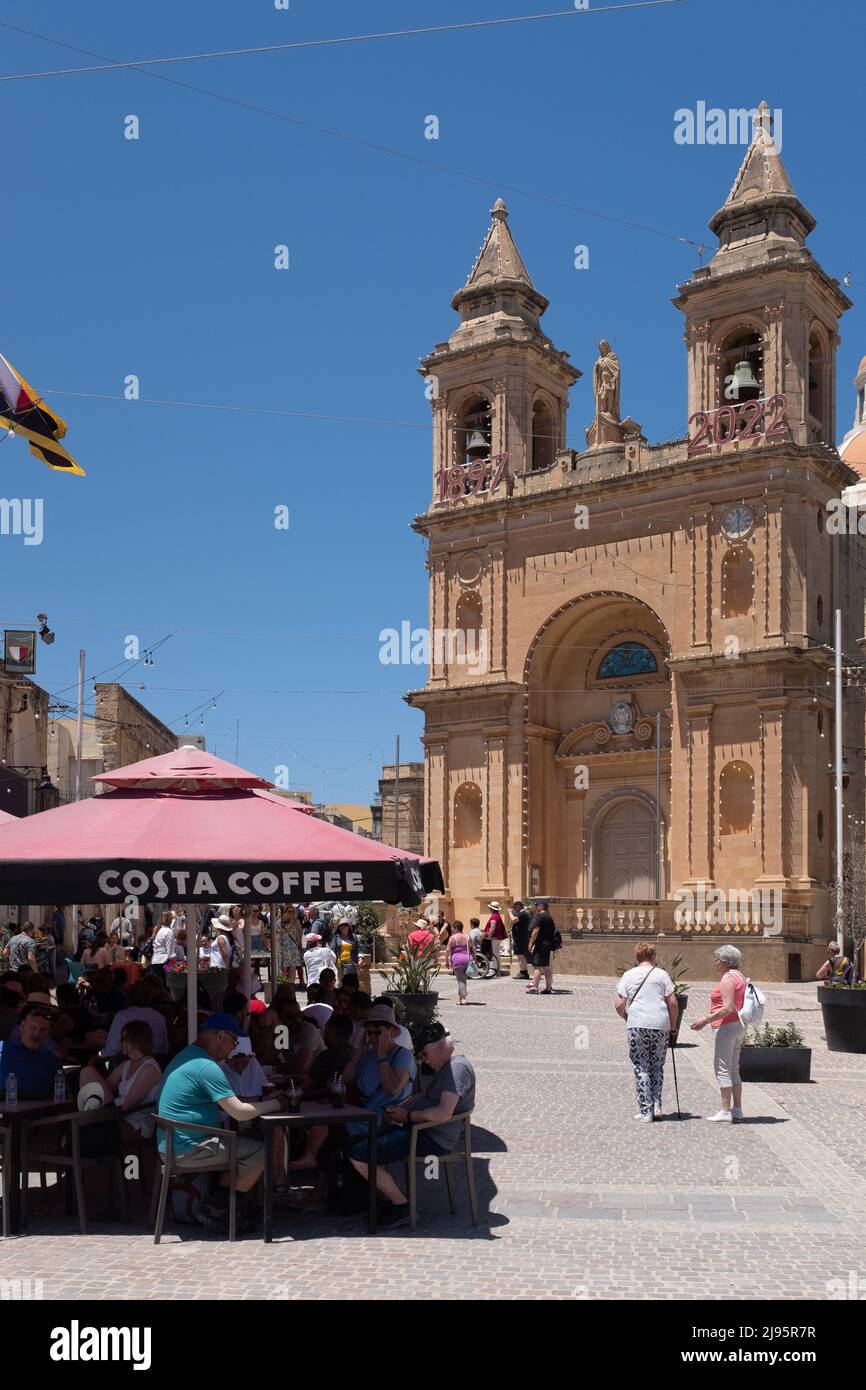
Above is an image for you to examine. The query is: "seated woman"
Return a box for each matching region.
[289,1015,357,1170]
[289,1005,412,1208]
[78,1020,163,1144]
[80,931,111,974]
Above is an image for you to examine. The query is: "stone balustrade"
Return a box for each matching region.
[544,898,811,938]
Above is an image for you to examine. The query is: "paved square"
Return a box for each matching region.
[3,972,865,1301]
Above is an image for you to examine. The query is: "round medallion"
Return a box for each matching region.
[609,701,635,735]
[455,551,483,586]
[721,505,754,542]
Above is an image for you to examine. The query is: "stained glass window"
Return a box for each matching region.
[597,642,657,680]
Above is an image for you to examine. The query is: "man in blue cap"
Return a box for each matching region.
[158,1013,288,1226]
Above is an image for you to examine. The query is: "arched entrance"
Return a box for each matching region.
[595,798,655,900]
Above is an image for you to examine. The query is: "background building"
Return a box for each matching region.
[408,109,863,980]
[371,761,425,854]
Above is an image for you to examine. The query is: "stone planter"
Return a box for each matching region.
[166,968,227,1005]
[818,984,866,1054]
[671,992,688,1044]
[739,1045,812,1083]
[383,991,438,1045]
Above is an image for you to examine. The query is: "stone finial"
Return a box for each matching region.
[491,197,509,221]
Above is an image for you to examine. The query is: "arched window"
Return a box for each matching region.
[719,327,763,411]
[530,398,556,472]
[719,761,754,836]
[597,642,658,680]
[721,548,754,618]
[453,782,482,848]
[456,394,492,468]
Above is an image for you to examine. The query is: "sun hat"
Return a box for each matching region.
[305,933,322,946]
[364,1003,399,1028]
[215,914,232,931]
[20,992,59,1015]
[488,901,501,911]
[413,919,432,930]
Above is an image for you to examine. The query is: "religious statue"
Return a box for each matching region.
[593,340,621,422]
[585,338,642,450]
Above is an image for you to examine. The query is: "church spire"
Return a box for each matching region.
[451,198,549,338]
[708,101,815,250]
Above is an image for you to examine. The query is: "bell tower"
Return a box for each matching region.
[675,102,850,447]
[420,198,579,505]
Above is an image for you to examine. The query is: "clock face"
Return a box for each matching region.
[722,505,753,541]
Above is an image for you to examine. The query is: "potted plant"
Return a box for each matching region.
[164,961,227,1005]
[739,1021,812,1082]
[380,939,439,1045]
[819,829,866,1053]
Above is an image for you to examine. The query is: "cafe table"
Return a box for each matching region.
[0,1097,75,1235]
[261,1102,378,1240]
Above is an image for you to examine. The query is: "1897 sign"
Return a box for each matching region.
[435,452,508,505]
[688,394,789,454]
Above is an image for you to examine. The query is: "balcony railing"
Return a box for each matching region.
[544,898,811,937]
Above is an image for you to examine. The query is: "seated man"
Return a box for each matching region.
[317,968,338,1011]
[274,998,325,1078]
[351,1022,476,1227]
[301,983,333,1032]
[0,997,64,1099]
[157,1013,289,1227]
[101,980,169,1058]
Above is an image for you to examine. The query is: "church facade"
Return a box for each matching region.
[407,105,866,980]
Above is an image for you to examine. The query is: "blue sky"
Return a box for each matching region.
[1,0,863,808]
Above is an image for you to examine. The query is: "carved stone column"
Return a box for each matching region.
[422,736,449,888]
[487,543,507,676]
[683,704,714,886]
[480,727,509,897]
[429,555,449,685]
[689,511,712,650]
[756,698,788,887]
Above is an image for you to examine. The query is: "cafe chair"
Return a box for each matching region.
[403,1111,479,1231]
[151,1117,238,1244]
[0,1127,10,1238]
[19,1108,128,1235]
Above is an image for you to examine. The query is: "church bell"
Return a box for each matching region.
[730,359,760,396]
[465,428,489,457]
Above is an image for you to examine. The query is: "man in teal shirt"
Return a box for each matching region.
[158,1013,288,1225]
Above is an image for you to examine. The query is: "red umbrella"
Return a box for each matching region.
[0,809,19,824]
[0,746,442,906]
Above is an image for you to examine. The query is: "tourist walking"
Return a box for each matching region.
[148,911,176,976]
[509,900,531,979]
[616,942,677,1121]
[447,920,472,1004]
[526,901,557,994]
[690,944,747,1122]
[333,915,360,982]
[276,904,305,987]
[483,901,507,972]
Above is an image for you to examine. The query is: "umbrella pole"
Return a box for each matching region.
[187,903,198,1045]
[269,901,281,1002]
[243,912,252,1004]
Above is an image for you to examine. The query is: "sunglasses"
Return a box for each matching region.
[28,1009,54,1022]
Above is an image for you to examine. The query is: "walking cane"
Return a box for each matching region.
[669,1033,682,1119]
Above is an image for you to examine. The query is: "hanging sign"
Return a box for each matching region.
[3,629,36,675]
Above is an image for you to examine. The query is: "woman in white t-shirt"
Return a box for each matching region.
[615,942,678,1122]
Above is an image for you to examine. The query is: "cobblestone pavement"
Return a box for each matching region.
[3,973,866,1301]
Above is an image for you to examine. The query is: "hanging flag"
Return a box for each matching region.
[0,351,84,475]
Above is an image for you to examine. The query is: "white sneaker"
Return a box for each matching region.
[653,1102,662,1118]
[731,1106,744,1122]
[633,1112,652,1122]
[707,1109,733,1123]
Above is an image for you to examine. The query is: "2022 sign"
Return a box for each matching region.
[435,452,508,505]
[688,394,789,454]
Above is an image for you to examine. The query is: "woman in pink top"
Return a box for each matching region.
[690,944,747,1123]
[447,921,472,1005]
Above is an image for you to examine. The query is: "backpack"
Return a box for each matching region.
[738,977,766,1028]
[141,933,155,962]
[552,929,563,952]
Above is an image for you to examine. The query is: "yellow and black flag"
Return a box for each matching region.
[0,351,84,476]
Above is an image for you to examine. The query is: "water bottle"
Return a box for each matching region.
[5,1073,17,1107]
[54,1070,67,1104]
[329,1071,345,1109]
[287,1079,300,1115]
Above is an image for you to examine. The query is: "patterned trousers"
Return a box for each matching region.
[627,1027,668,1115]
